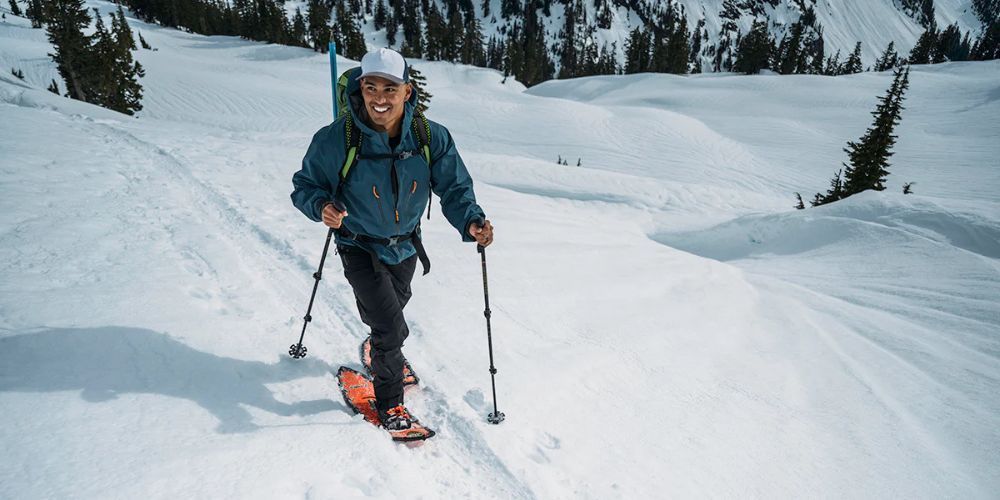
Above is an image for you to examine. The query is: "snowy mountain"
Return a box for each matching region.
[329,0,984,73]
[2,1,999,497]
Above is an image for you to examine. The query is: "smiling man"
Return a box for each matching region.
[291,48,494,440]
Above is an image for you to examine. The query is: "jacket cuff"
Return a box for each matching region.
[462,214,486,242]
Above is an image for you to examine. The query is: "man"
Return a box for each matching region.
[290,48,494,438]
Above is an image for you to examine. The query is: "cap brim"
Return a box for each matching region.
[356,71,406,84]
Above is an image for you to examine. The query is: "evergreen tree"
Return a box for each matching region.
[25,0,44,27]
[8,0,22,17]
[291,7,307,47]
[47,79,59,94]
[444,6,464,62]
[812,67,910,205]
[595,0,611,29]
[971,21,1000,59]
[666,15,690,74]
[811,169,844,206]
[138,31,152,50]
[624,26,651,74]
[337,1,367,60]
[909,22,939,64]
[91,9,145,115]
[401,0,423,57]
[386,12,398,46]
[408,65,431,113]
[776,21,804,74]
[873,41,900,71]
[500,0,520,19]
[794,193,805,210]
[823,49,842,75]
[112,5,136,51]
[11,68,25,79]
[44,0,93,102]
[935,23,969,61]
[841,42,863,74]
[481,0,489,18]
[461,11,486,66]
[374,0,387,30]
[841,66,910,196]
[518,4,554,85]
[903,182,915,194]
[557,2,579,79]
[306,0,332,52]
[733,19,770,74]
[423,2,446,60]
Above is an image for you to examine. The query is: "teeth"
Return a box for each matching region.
[373,106,389,113]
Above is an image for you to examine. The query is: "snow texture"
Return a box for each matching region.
[1,2,999,498]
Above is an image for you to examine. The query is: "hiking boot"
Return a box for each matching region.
[379,404,435,441]
[360,336,419,387]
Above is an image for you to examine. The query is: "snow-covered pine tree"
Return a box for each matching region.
[305,0,331,52]
[811,169,844,207]
[461,11,486,66]
[25,0,44,27]
[8,0,22,17]
[44,0,93,102]
[873,41,900,71]
[624,26,652,73]
[291,8,307,47]
[424,2,446,61]
[733,19,770,74]
[841,66,910,195]
[408,65,431,114]
[841,42,863,73]
[909,21,939,63]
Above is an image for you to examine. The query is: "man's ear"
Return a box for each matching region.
[404,83,413,100]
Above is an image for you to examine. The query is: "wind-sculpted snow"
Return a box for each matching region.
[2,3,999,498]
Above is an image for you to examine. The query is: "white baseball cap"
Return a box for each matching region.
[356,48,409,84]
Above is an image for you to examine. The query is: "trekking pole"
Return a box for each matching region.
[289,225,335,359]
[478,244,505,424]
[289,42,340,359]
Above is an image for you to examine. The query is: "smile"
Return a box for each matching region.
[372,105,390,115]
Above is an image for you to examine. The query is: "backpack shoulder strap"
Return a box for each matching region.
[410,111,434,220]
[340,114,363,182]
[411,111,432,166]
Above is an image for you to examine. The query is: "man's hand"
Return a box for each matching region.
[468,219,494,247]
[322,202,348,229]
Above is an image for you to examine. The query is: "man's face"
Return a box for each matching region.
[360,76,412,134]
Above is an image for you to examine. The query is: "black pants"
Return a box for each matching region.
[339,245,417,413]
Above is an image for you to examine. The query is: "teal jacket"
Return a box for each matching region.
[291,76,485,265]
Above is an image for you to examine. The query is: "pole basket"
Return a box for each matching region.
[487,411,505,425]
[289,343,308,359]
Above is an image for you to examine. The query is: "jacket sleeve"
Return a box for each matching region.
[291,125,341,222]
[429,124,486,242]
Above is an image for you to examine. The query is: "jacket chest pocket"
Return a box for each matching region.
[397,156,431,218]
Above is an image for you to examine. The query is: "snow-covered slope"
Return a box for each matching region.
[2,3,999,498]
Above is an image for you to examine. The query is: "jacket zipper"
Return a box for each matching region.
[390,159,401,225]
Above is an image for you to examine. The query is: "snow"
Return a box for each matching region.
[2,3,999,498]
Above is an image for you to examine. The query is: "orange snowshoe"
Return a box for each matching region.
[360,336,419,387]
[336,366,435,442]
